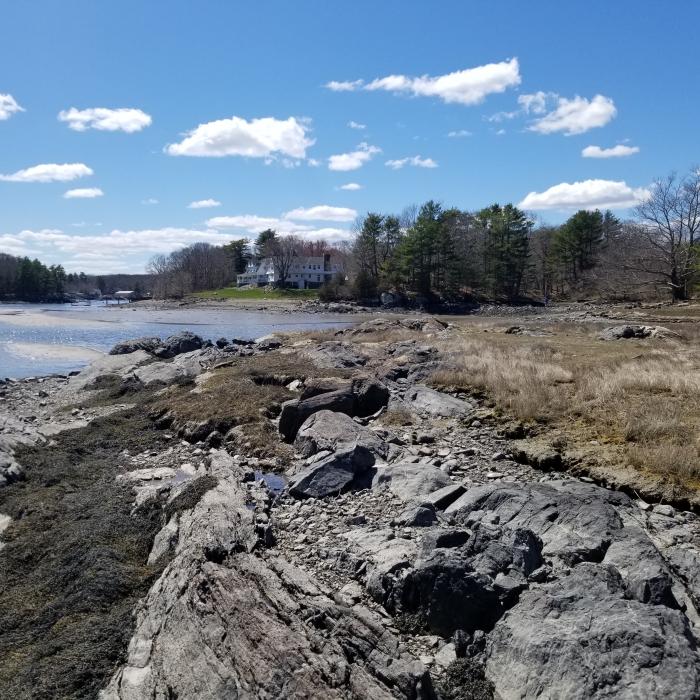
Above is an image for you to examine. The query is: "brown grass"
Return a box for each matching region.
[150,350,351,457]
[430,319,700,493]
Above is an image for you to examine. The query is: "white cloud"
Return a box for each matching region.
[327,58,521,106]
[0,226,240,272]
[582,144,640,158]
[338,182,363,191]
[64,187,103,199]
[447,129,471,138]
[0,163,93,183]
[517,91,553,115]
[284,205,357,222]
[325,79,364,92]
[188,198,221,209]
[166,115,314,159]
[528,95,617,135]
[307,158,322,167]
[58,107,152,132]
[348,120,366,130]
[385,155,438,170]
[0,94,24,120]
[142,198,159,205]
[206,215,285,232]
[519,179,649,210]
[328,142,381,171]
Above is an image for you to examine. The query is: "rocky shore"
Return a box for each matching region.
[1,318,700,699]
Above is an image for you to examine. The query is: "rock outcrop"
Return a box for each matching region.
[101,451,435,699]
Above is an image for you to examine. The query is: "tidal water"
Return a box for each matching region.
[0,301,349,379]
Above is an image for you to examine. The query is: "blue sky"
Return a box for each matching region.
[1,0,698,273]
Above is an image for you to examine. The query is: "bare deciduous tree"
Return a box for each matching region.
[631,170,700,300]
[269,235,300,288]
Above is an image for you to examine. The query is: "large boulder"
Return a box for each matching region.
[279,388,356,442]
[301,341,368,369]
[446,481,625,567]
[109,336,161,355]
[598,324,679,341]
[279,379,390,442]
[288,450,364,499]
[294,410,388,462]
[154,331,204,359]
[406,385,473,418]
[372,462,452,502]
[485,562,700,700]
[367,523,542,636]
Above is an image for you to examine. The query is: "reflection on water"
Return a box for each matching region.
[0,301,349,379]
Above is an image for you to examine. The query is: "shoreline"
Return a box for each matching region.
[1,318,699,697]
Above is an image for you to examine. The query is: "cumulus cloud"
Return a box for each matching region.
[64,187,103,199]
[326,59,520,106]
[0,163,93,183]
[166,116,314,159]
[517,91,553,115]
[385,155,438,170]
[328,142,381,171]
[142,198,159,205]
[58,107,152,132]
[528,95,616,135]
[348,121,366,130]
[188,198,221,209]
[284,205,357,222]
[338,183,362,191]
[519,179,649,210]
[582,144,640,158]
[0,226,241,272]
[0,93,24,120]
[448,129,471,138]
[325,80,364,92]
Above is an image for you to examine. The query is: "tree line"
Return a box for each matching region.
[350,169,700,303]
[0,253,155,302]
[0,254,68,301]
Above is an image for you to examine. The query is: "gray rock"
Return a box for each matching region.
[279,388,356,442]
[372,462,452,502]
[102,451,435,699]
[109,336,161,355]
[486,562,700,700]
[397,502,438,527]
[301,341,368,368]
[446,481,624,566]
[406,385,472,418]
[370,523,542,636]
[254,334,282,350]
[279,380,390,442]
[666,544,700,609]
[422,483,466,510]
[288,449,360,499]
[153,331,204,359]
[294,410,387,462]
[603,527,677,606]
[598,324,679,341]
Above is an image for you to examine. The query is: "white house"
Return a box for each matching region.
[237,253,342,289]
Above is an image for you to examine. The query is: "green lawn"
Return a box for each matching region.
[193,287,319,300]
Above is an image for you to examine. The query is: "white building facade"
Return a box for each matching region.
[237,253,342,289]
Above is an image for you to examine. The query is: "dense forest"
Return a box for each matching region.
[0,253,154,302]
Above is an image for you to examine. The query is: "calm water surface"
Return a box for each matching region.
[0,301,350,379]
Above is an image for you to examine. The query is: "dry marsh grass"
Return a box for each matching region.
[431,319,700,492]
